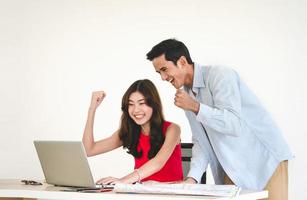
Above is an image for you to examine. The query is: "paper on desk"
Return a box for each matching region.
[114,183,240,197]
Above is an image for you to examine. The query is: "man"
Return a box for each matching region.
[146,39,293,200]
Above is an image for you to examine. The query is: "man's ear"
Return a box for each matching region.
[177,56,188,68]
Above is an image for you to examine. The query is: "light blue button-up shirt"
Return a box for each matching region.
[185,63,293,190]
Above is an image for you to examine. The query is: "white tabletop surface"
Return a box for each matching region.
[0,179,268,200]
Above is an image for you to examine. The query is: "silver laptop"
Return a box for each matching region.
[34,140,106,189]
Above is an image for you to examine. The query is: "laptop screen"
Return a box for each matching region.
[34,140,97,188]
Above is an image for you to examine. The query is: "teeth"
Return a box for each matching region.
[134,114,144,119]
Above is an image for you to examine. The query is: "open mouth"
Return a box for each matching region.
[134,114,145,119]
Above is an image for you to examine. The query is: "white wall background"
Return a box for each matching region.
[0,0,306,199]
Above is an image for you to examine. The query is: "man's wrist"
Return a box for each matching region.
[192,101,200,114]
[185,177,197,184]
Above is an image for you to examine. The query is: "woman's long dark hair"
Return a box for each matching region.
[118,79,165,159]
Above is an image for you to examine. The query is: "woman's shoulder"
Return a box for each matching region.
[163,121,180,134]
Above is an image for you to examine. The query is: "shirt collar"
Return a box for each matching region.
[188,63,205,94]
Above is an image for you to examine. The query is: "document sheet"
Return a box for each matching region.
[114,183,241,197]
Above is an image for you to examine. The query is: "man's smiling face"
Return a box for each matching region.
[152,54,185,89]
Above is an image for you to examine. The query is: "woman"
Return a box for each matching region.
[82,79,183,184]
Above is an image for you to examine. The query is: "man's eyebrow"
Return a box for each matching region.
[156,66,166,73]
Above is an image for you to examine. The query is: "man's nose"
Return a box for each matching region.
[161,72,168,81]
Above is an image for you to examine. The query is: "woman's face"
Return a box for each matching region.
[128,91,153,129]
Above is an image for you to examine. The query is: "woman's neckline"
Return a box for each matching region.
[141,131,150,136]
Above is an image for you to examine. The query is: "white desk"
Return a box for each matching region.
[0,179,268,200]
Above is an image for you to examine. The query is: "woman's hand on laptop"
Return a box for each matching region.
[96,176,121,185]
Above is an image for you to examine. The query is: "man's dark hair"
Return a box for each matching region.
[146,38,193,65]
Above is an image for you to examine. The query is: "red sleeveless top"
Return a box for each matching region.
[134,121,183,182]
